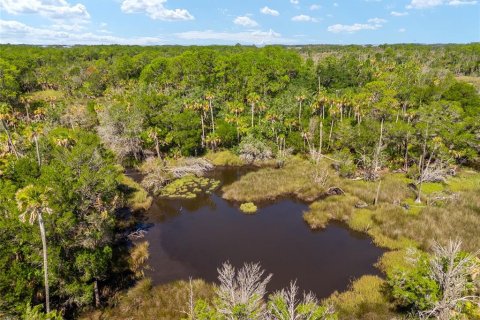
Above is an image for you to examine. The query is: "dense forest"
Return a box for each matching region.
[0,43,479,320]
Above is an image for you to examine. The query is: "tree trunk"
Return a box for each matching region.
[328,119,334,149]
[416,155,423,203]
[34,135,41,168]
[298,101,302,124]
[318,120,323,158]
[38,212,50,313]
[416,126,428,203]
[374,119,384,172]
[94,279,100,307]
[251,103,254,128]
[1,119,19,159]
[200,114,205,148]
[209,100,215,133]
[26,103,31,121]
[154,136,161,159]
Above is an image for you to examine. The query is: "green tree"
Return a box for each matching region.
[16,185,53,313]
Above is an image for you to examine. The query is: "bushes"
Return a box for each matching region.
[386,240,480,319]
[238,135,272,164]
[239,202,257,214]
[327,275,395,320]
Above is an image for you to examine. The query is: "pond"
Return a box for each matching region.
[141,167,385,299]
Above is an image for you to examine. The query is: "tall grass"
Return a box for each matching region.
[119,174,153,211]
[222,157,334,202]
[81,279,215,320]
[326,275,396,320]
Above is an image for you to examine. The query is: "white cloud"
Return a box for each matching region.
[368,17,387,23]
[448,0,477,5]
[290,0,299,4]
[260,6,279,16]
[406,0,477,8]
[175,29,291,45]
[233,16,259,27]
[121,0,194,21]
[0,19,163,45]
[291,14,318,22]
[399,28,406,32]
[391,11,409,16]
[0,0,90,22]
[310,4,321,10]
[327,17,386,33]
[333,2,339,7]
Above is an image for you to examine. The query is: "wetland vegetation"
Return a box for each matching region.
[0,43,479,319]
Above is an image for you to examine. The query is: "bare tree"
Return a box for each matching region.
[140,157,213,194]
[419,240,479,320]
[215,261,272,320]
[268,281,335,320]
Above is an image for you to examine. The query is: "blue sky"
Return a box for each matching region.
[0,0,479,45]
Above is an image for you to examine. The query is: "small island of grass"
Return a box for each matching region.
[239,202,258,214]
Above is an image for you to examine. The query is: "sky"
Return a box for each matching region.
[0,0,479,45]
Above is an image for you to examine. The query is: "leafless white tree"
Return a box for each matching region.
[268,281,334,320]
[215,261,272,320]
[419,240,479,320]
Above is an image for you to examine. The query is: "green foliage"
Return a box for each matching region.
[1,43,480,319]
[327,275,395,319]
[387,254,440,311]
[23,304,63,320]
[239,202,258,214]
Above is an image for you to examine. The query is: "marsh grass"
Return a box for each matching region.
[222,157,334,202]
[205,150,244,166]
[119,174,153,211]
[81,278,215,320]
[326,275,396,320]
[224,157,479,252]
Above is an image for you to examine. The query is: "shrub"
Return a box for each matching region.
[327,275,395,319]
[239,202,258,214]
[238,135,272,164]
[205,150,244,166]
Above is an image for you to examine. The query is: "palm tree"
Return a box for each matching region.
[226,101,244,142]
[295,94,306,124]
[247,93,260,128]
[147,127,162,159]
[16,185,53,313]
[206,133,221,151]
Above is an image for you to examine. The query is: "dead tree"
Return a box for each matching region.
[419,240,479,320]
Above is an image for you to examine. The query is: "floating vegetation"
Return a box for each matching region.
[239,202,258,214]
[161,175,220,199]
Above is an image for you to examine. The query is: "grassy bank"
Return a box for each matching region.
[222,157,334,202]
[119,174,153,211]
[81,279,215,320]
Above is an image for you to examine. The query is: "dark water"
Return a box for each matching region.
[142,167,385,298]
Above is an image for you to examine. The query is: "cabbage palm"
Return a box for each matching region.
[16,185,53,313]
